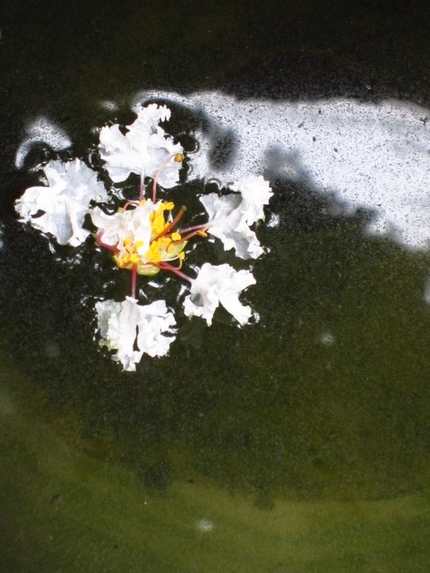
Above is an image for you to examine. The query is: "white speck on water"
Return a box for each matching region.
[319,331,335,346]
[100,100,118,111]
[196,518,214,532]
[423,277,430,304]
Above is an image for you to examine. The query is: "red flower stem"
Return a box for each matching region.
[157,261,193,282]
[96,232,119,253]
[131,264,137,299]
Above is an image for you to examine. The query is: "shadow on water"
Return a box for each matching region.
[2,175,430,507]
[2,193,430,571]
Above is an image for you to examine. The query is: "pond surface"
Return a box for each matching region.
[1,0,430,571]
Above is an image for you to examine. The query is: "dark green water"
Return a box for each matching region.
[1,1,430,571]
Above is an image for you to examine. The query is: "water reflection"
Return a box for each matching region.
[136,90,430,251]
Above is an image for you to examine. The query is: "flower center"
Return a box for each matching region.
[113,200,188,276]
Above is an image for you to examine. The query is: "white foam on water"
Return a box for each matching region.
[134,90,430,251]
[15,116,72,169]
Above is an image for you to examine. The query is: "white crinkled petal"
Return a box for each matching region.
[98,104,183,188]
[230,175,273,225]
[99,125,143,183]
[126,105,171,152]
[200,193,264,259]
[15,159,108,246]
[90,200,155,259]
[183,263,256,326]
[96,297,176,371]
[136,300,177,357]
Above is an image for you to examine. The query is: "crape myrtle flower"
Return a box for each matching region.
[92,195,209,299]
[15,103,271,371]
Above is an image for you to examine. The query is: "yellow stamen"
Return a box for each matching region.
[174,153,184,163]
[171,232,181,241]
[118,254,130,267]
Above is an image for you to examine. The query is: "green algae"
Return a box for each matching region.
[1,355,430,573]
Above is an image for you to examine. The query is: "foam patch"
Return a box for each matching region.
[134,91,430,250]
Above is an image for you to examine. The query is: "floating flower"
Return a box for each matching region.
[183,263,256,326]
[14,104,268,371]
[200,175,272,259]
[15,159,108,246]
[99,104,183,187]
[96,297,176,371]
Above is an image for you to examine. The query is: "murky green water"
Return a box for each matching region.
[1,0,430,571]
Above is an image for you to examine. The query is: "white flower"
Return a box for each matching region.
[15,159,108,246]
[200,175,272,259]
[99,104,183,187]
[96,297,176,371]
[183,263,256,326]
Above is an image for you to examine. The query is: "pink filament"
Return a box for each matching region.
[96,232,118,254]
[131,264,137,298]
[153,206,187,241]
[152,154,177,202]
[177,222,212,235]
[157,261,193,282]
